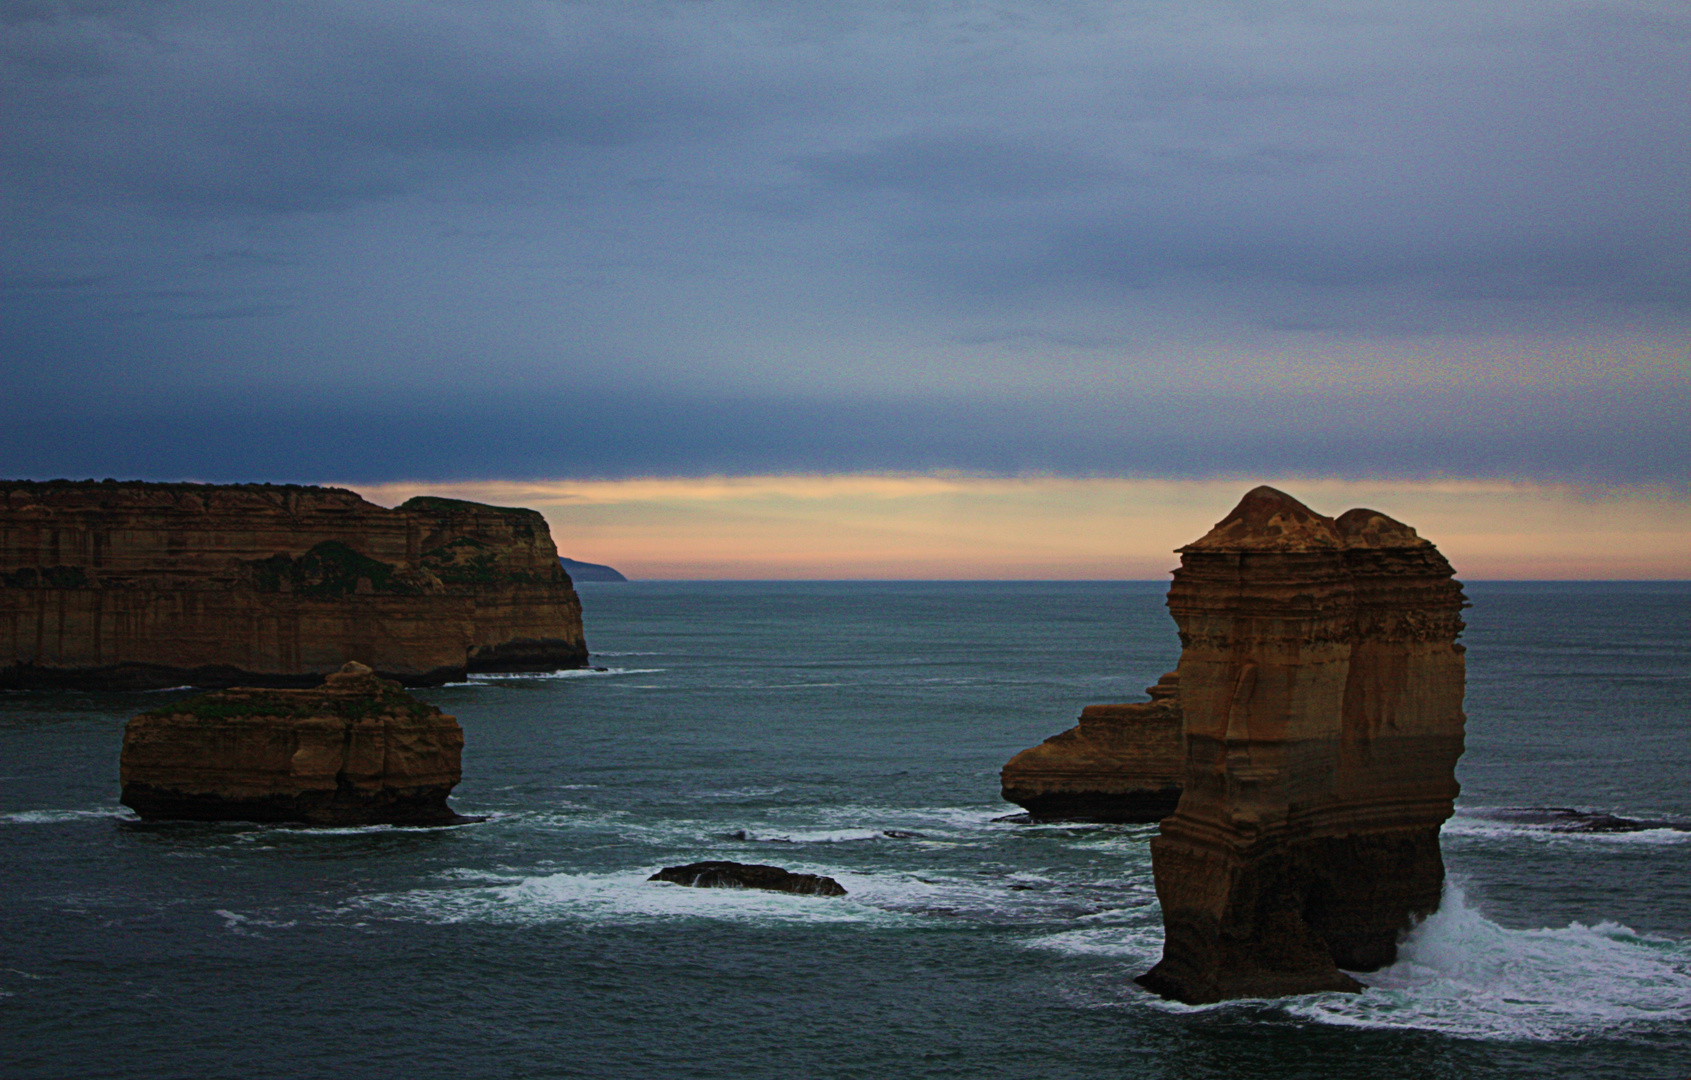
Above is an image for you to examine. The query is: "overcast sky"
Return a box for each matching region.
[2,0,1687,485]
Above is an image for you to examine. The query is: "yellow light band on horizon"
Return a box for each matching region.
[349,475,1691,580]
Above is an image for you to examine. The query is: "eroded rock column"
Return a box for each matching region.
[1137,487,1466,1003]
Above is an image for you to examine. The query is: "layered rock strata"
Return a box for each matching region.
[1000,671,1184,822]
[0,480,588,688]
[1137,486,1467,1004]
[649,861,848,896]
[120,662,469,825]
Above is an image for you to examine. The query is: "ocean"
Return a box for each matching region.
[2,581,1688,1079]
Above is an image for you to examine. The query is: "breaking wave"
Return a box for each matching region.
[1289,883,1691,1040]
[465,667,664,682]
[1445,806,1691,845]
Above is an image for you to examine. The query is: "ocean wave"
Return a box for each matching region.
[359,858,1149,929]
[0,808,129,825]
[1285,883,1691,1040]
[363,868,897,928]
[466,667,665,682]
[724,827,899,844]
[1024,923,1166,960]
[213,908,298,936]
[1445,806,1691,845]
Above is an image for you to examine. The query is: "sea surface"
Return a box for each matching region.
[2,581,1688,1079]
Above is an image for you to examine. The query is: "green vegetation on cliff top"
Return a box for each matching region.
[246,541,422,598]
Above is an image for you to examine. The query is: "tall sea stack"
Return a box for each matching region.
[0,481,588,688]
[1137,486,1467,1003]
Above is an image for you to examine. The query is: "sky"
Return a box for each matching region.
[3,2,1688,576]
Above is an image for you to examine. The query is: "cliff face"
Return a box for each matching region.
[0,481,587,688]
[1000,672,1184,822]
[121,662,467,825]
[1137,486,1467,1004]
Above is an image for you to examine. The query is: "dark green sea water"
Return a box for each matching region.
[2,581,1688,1079]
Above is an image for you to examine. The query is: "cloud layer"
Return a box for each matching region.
[3,1,1687,482]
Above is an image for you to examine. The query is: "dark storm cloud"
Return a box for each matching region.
[0,1,1686,482]
[1,1,750,214]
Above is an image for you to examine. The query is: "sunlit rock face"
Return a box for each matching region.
[120,662,468,826]
[1000,671,1184,823]
[0,480,587,688]
[1137,486,1467,1004]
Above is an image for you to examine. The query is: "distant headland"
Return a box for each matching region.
[560,557,628,582]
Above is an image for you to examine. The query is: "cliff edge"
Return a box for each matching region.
[0,480,588,688]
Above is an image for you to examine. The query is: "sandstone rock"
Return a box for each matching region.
[1000,671,1184,822]
[120,661,470,825]
[0,480,588,688]
[648,861,848,896]
[1136,486,1467,1004]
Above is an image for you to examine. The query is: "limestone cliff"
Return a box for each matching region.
[121,661,468,825]
[0,480,587,688]
[1137,486,1467,1004]
[1000,671,1184,822]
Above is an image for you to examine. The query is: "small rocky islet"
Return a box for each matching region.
[121,661,471,826]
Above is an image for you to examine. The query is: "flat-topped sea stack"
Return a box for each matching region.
[0,480,587,688]
[1137,486,1467,1004]
[121,662,469,825]
[1001,671,1184,822]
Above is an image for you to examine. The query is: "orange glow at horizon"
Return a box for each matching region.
[349,475,1691,581]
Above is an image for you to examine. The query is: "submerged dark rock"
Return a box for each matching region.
[648,861,848,896]
[1468,807,1691,833]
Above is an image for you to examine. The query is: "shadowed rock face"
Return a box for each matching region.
[1137,486,1467,1004]
[1000,671,1184,822]
[0,481,587,688]
[648,861,848,896]
[120,662,469,825]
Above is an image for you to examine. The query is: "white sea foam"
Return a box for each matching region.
[728,828,886,844]
[0,809,126,825]
[1443,816,1691,846]
[366,868,900,927]
[1284,883,1691,1040]
[590,651,666,657]
[466,667,665,681]
[213,908,297,935]
[360,857,1126,929]
[1025,924,1166,960]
